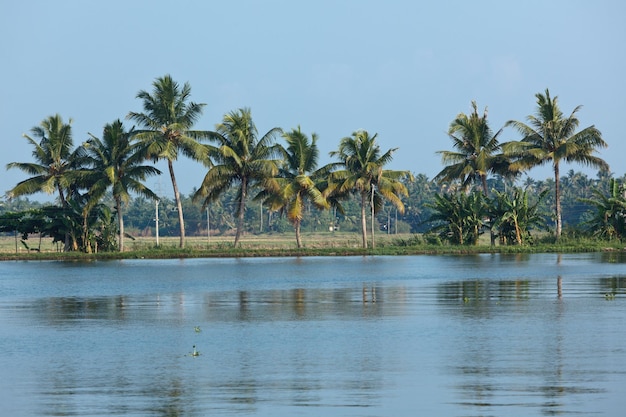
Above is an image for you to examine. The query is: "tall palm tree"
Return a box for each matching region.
[85,120,161,251]
[329,130,411,249]
[504,89,608,239]
[435,101,512,195]
[262,127,330,248]
[193,108,283,247]
[6,114,88,251]
[127,74,209,248]
[6,114,80,205]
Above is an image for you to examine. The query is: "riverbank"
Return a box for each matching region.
[1,233,624,260]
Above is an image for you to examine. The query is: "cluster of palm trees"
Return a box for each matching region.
[5,75,411,251]
[427,187,548,245]
[4,75,611,250]
[579,178,626,240]
[432,90,608,243]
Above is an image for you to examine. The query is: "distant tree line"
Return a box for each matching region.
[2,76,619,252]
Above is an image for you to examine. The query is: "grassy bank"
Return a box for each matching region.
[1,232,624,261]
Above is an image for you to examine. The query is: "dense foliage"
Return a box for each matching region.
[2,80,617,252]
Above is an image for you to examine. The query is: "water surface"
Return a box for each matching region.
[1,253,625,416]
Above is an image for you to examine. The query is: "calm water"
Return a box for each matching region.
[1,253,625,416]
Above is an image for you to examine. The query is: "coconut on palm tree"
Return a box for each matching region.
[127,75,209,248]
[85,120,161,251]
[329,130,412,249]
[262,127,331,248]
[503,89,608,239]
[193,108,283,247]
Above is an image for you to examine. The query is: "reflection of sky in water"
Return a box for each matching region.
[1,253,626,416]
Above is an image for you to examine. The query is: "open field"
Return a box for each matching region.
[0,231,406,255]
[2,230,626,261]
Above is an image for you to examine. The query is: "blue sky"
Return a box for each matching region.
[1,0,624,201]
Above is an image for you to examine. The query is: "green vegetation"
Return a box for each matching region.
[2,80,619,255]
[86,120,161,252]
[262,126,331,248]
[127,74,210,248]
[193,108,283,247]
[435,101,512,195]
[503,89,608,239]
[329,130,412,248]
[0,233,623,261]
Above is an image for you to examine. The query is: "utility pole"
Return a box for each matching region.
[371,184,375,249]
[155,199,160,246]
[395,208,398,234]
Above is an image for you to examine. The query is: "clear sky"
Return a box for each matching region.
[1,0,624,201]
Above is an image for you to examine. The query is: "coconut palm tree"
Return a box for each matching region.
[504,89,608,239]
[193,108,283,247]
[127,74,209,248]
[85,120,161,251]
[262,127,330,248]
[329,130,411,248]
[6,114,81,205]
[435,101,512,195]
[6,114,89,251]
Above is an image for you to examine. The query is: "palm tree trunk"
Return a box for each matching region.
[116,197,124,252]
[554,162,562,240]
[234,177,247,247]
[294,219,302,248]
[480,174,488,196]
[83,212,91,253]
[168,159,185,248]
[514,217,522,245]
[482,174,496,246]
[360,192,368,249]
[57,185,71,252]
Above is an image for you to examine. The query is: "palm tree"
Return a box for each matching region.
[504,89,608,239]
[435,101,512,195]
[579,178,626,240]
[329,130,411,248]
[6,114,80,206]
[127,74,209,248]
[262,127,330,248]
[85,120,161,251]
[193,108,283,247]
[6,114,88,251]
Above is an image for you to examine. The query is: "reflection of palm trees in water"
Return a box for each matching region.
[540,274,566,412]
[362,285,376,303]
[556,253,563,300]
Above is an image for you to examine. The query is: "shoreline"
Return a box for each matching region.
[1,243,624,261]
